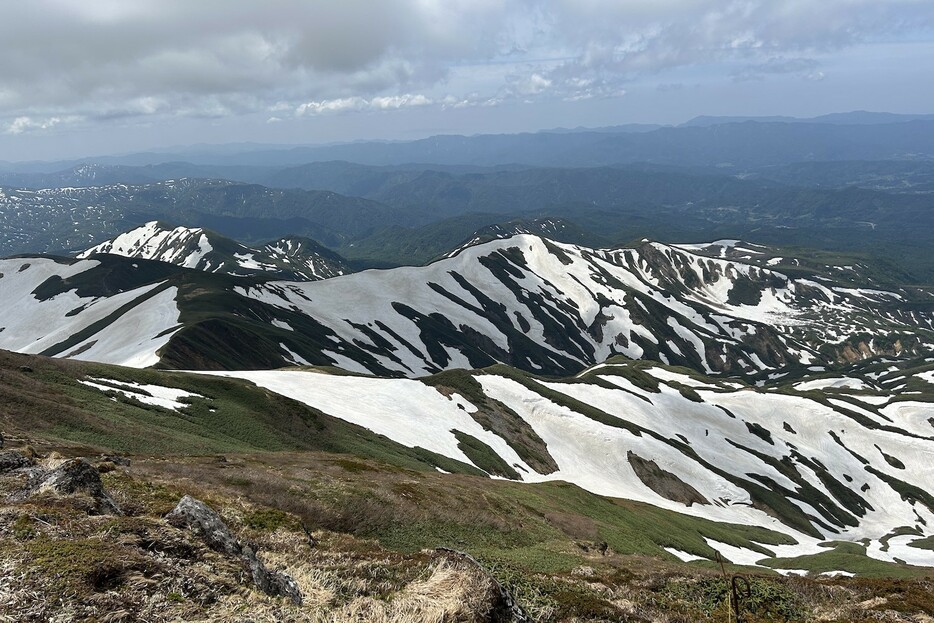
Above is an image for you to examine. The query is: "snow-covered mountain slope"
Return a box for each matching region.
[199,358,934,569]
[78,221,349,281]
[2,234,931,376]
[79,222,215,269]
[0,257,181,367]
[258,235,349,280]
[230,234,933,377]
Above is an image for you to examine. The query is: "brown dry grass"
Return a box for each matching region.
[1,448,933,622]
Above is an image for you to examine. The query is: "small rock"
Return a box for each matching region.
[166,496,302,605]
[301,522,317,549]
[243,544,303,605]
[100,454,131,467]
[18,366,33,373]
[96,461,117,474]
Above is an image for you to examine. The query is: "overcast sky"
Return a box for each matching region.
[1,0,932,161]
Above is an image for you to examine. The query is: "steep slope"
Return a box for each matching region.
[78,221,350,281]
[0,256,182,367]
[228,235,933,377]
[3,235,931,376]
[259,235,349,280]
[199,357,934,571]
[4,350,933,623]
[4,346,931,574]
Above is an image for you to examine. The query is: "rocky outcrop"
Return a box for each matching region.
[4,454,120,515]
[166,495,302,605]
[0,450,34,473]
[34,458,121,515]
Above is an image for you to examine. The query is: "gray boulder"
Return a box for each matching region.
[166,495,302,605]
[165,495,241,557]
[35,458,121,515]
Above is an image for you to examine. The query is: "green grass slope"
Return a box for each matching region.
[0,349,478,475]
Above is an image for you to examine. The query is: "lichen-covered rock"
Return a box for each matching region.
[0,450,34,473]
[165,495,241,557]
[166,495,302,605]
[242,544,303,605]
[35,458,121,515]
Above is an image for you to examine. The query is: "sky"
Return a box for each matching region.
[1,0,933,161]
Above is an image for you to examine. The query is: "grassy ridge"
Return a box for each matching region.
[0,349,480,476]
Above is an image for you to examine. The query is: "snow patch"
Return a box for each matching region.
[79,377,203,411]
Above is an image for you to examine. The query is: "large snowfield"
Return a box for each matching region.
[200,364,934,568]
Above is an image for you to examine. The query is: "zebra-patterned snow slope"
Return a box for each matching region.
[0,257,181,366]
[79,221,213,269]
[203,362,934,568]
[235,234,932,378]
[4,233,931,377]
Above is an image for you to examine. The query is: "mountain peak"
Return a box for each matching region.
[78,221,350,281]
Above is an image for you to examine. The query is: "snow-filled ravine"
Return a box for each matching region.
[199,363,934,568]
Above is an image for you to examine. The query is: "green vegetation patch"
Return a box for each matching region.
[243,507,298,532]
[504,481,794,563]
[766,541,933,578]
[423,368,558,474]
[19,536,149,595]
[660,576,808,622]
[907,535,934,551]
[453,429,521,479]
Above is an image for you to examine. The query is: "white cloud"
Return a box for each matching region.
[0,1,930,129]
[296,93,435,116]
[5,116,78,135]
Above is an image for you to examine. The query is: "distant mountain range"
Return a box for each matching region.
[3,111,934,173]
[4,161,934,281]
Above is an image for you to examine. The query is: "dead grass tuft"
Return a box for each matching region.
[327,558,497,623]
